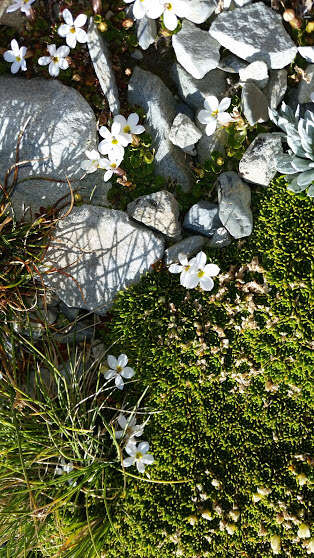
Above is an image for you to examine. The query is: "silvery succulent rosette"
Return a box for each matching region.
[269,102,314,198]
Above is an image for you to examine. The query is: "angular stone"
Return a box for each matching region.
[209,2,297,69]
[169,113,202,153]
[264,70,287,109]
[172,20,220,80]
[218,54,247,74]
[208,227,232,248]
[298,47,314,64]
[127,190,181,238]
[137,16,157,50]
[87,18,120,115]
[239,61,269,89]
[217,172,253,239]
[239,133,284,187]
[298,64,314,104]
[43,205,164,315]
[173,0,216,24]
[0,76,101,220]
[241,82,269,126]
[183,201,221,237]
[128,67,193,191]
[0,0,24,28]
[164,235,207,265]
[197,128,227,165]
[171,63,227,110]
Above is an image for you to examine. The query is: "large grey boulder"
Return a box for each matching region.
[264,70,287,109]
[183,201,222,237]
[87,18,120,115]
[217,172,253,239]
[137,16,157,50]
[169,113,202,153]
[239,133,284,187]
[127,190,181,238]
[172,20,220,80]
[171,63,227,111]
[43,205,164,315]
[0,76,101,220]
[209,2,297,69]
[298,64,314,104]
[164,235,207,265]
[128,67,193,191]
[241,83,269,125]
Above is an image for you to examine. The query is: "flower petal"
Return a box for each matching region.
[217,112,233,125]
[107,355,118,369]
[66,33,77,49]
[58,58,69,70]
[99,126,111,140]
[125,443,136,456]
[123,456,135,467]
[49,62,60,77]
[142,454,154,465]
[58,23,70,37]
[11,61,20,74]
[168,263,183,274]
[118,414,127,428]
[127,113,139,128]
[204,96,219,113]
[136,460,146,473]
[204,263,220,277]
[113,115,127,128]
[62,8,73,25]
[138,441,149,453]
[20,46,27,58]
[104,170,113,182]
[47,44,56,56]
[57,45,70,57]
[76,28,88,44]
[38,56,51,66]
[205,119,218,136]
[121,366,135,379]
[10,39,19,53]
[3,51,15,63]
[118,354,128,368]
[199,276,214,291]
[181,271,199,289]
[133,0,146,19]
[104,369,115,380]
[198,110,214,125]
[145,1,164,19]
[115,375,124,390]
[194,251,206,269]
[218,97,231,112]
[132,125,145,135]
[111,120,122,136]
[74,13,87,28]
[163,9,178,31]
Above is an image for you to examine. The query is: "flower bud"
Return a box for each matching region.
[216,156,224,166]
[122,18,134,29]
[306,21,314,33]
[143,151,154,164]
[289,17,302,29]
[98,21,108,32]
[283,9,295,22]
[74,193,83,203]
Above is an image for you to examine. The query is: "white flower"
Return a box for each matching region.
[98,121,129,160]
[115,413,144,442]
[113,113,145,144]
[168,253,198,289]
[160,0,182,31]
[81,150,107,174]
[298,523,311,539]
[104,354,135,390]
[270,535,281,554]
[58,9,88,49]
[102,155,123,182]
[186,251,220,291]
[3,40,27,74]
[6,0,35,16]
[38,44,70,77]
[198,96,233,136]
[123,0,163,20]
[55,458,77,486]
[225,523,236,535]
[123,441,154,473]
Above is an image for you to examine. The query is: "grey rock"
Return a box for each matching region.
[128,67,193,191]
[239,133,284,187]
[299,103,314,118]
[0,0,11,17]
[209,2,297,69]
[175,102,195,121]
[241,82,269,126]
[0,0,24,29]
[171,63,227,110]
[298,47,314,64]
[164,235,206,265]
[197,128,227,165]
[264,69,287,109]
[169,113,202,153]
[183,201,222,237]
[208,227,232,248]
[59,301,80,322]
[137,16,157,50]
[53,320,95,344]
[298,64,314,104]
[217,172,253,239]
[0,76,100,220]
[131,49,144,61]
[218,54,247,74]
[127,190,181,238]
[174,0,216,24]
[43,205,164,314]
[239,61,269,89]
[172,20,220,80]
[87,18,120,115]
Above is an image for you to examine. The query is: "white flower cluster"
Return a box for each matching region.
[124,0,191,31]
[169,251,220,291]
[80,113,145,183]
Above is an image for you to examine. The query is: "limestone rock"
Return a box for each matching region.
[127,190,181,238]
[87,18,120,115]
[0,0,24,28]
[173,0,216,24]
[197,128,227,165]
[171,63,227,110]
[43,205,164,314]
[0,76,100,220]
[137,16,157,50]
[209,2,297,69]
[239,61,269,89]
[128,67,193,191]
[217,172,253,239]
[239,133,284,187]
[241,82,269,125]
[172,20,220,80]
[264,70,287,109]
[298,64,314,104]
[208,227,232,248]
[218,54,247,74]
[183,201,222,237]
[164,235,207,265]
[169,113,202,153]
[298,47,314,64]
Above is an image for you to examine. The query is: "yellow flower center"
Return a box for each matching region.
[197,270,205,278]
[135,452,143,460]
[166,2,173,9]
[123,125,131,133]
[184,265,190,271]
[16,56,21,62]
[112,138,118,144]
[116,365,122,373]
[70,26,76,33]
[53,56,59,63]
[111,163,117,169]
[211,109,218,117]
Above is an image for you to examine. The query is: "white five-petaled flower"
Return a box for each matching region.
[80,150,107,174]
[123,0,163,20]
[168,253,198,289]
[102,155,123,182]
[188,251,220,291]
[115,413,144,442]
[123,441,154,473]
[104,354,135,390]
[198,96,233,137]
[38,44,70,77]
[160,0,182,31]
[113,113,145,144]
[98,122,129,160]
[58,9,88,49]
[6,0,35,16]
[3,39,27,74]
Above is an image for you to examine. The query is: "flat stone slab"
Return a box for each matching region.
[241,82,269,126]
[0,76,100,220]
[43,205,164,315]
[128,67,193,191]
[239,133,284,187]
[217,172,253,239]
[171,63,227,111]
[183,201,222,237]
[127,190,181,238]
[172,20,220,80]
[239,61,269,89]
[209,2,297,69]
[169,113,202,152]
[264,70,287,109]
[137,16,157,50]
